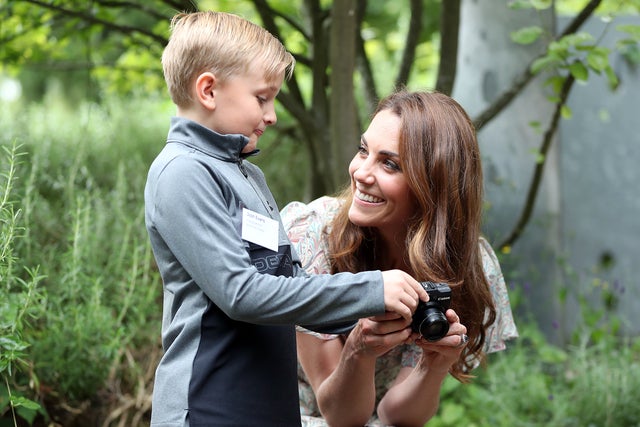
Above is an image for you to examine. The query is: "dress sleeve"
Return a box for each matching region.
[281,197,337,276]
[281,197,342,340]
[479,237,519,353]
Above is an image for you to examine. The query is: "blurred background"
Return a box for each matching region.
[1,1,639,426]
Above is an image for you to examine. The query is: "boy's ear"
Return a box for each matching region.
[195,72,217,110]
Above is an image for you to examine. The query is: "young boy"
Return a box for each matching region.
[145,11,426,426]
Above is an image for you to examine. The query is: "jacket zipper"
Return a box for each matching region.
[237,158,248,177]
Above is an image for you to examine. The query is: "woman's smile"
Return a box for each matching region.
[354,188,385,204]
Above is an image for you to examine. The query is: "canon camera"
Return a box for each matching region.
[411,281,452,341]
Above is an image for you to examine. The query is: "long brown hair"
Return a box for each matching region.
[327,90,496,380]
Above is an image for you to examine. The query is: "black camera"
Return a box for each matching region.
[411,281,452,341]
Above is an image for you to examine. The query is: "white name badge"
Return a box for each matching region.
[241,208,279,252]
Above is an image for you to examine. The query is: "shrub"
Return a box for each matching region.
[0,142,47,425]
[0,96,166,425]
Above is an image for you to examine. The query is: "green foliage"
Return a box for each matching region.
[434,327,640,427]
[0,142,46,425]
[427,279,640,427]
[0,0,170,102]
[1,88,639,425]
[1,1,639,424]
[0,94,168,424]
[509,0,640,115]
[511,26,545,44]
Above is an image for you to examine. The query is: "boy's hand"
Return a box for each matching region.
[380,270,428,320]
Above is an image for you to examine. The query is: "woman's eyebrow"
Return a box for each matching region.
[361,135,399,158]
[380,150,400,158]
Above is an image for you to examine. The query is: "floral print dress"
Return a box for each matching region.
[281,197,519,427]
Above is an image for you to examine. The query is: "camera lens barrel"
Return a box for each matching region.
[411,281,452,341]
[411,303,449,341]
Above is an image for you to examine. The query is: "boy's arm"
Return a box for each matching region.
[148,156,422,325]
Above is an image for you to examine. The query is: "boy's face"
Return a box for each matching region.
[210,63,284,153]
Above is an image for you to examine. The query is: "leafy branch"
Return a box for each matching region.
[472,0,603,131]
[20,0,170,45]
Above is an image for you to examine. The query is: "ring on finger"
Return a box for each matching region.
[455,333,469,348]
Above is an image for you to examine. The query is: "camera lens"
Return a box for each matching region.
[414,306,449,341]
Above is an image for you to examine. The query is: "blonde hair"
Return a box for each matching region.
[161,11,295,107]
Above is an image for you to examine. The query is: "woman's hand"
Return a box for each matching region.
[344,312,413,360]
[376,309,465,426]
[413,309,467,374]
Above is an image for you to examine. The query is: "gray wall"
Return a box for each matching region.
[454,0,639,342]
[559,16,640,338]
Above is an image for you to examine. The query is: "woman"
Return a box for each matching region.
[281,90,518,427]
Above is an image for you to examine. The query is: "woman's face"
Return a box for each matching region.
[348,109,417,239]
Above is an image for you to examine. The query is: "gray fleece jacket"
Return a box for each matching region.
[144,117,384,426]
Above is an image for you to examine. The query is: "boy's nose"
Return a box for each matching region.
[264,104,277,125]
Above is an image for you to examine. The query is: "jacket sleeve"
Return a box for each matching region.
[147,155,385,325]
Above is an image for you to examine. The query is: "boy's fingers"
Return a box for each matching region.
[410,277,429,302]
[392,301,412,321]
[381,270,429,320]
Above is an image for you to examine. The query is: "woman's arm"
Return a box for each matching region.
[377,364,446,426]
[298,313,413,427]
[377,309,468,427]
[297,328,376,427]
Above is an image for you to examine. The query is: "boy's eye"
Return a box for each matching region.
[257,96,267,104]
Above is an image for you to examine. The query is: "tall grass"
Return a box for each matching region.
[429,323,640,427]
[1,92,639,426]
[0,94,169,426]
[1,141,46,426]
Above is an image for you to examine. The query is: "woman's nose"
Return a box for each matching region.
[352,159,375,184]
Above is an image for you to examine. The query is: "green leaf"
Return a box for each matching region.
[509,0,553,9]
[560,32,595,49]
[530,148,545,164]
[604,65,620,90]
[531,55,563,74]
[569,61,589,81]
[10,395,41,411]
[548,40,569,57]
[619,43,640,65]
[544,75,566,95]
[0,336,28,353]
[528,121,542,133]
[511,26,544,45]
[508,0,535,10]
[616,24,640,40]
[530,0,552,9]
[586,48,610,72]
[561,105,572,119]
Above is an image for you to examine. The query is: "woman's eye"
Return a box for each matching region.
[384,159,401,171]
[357,144,367,155]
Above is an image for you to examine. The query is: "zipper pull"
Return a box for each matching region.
[237,159,248,177]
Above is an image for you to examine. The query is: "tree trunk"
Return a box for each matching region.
[329,0,360,190]
[435,0,460,95]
